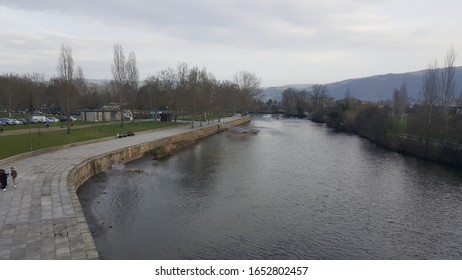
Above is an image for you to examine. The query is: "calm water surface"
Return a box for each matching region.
[78,115,462,259]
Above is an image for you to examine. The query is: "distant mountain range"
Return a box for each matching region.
[262,66,462,102]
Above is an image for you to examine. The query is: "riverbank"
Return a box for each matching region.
[353,129,462,169]
[282,108,462,169]
[0,116,250,259]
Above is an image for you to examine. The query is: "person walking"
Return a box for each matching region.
[10,167,17,188]
[0,169,8,191]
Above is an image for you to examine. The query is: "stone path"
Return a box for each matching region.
[0,117,242,259]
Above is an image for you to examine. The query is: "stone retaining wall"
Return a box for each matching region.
[69,116,251,191]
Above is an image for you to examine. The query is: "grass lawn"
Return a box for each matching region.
[0,121,95,131]
[0,120,183,160]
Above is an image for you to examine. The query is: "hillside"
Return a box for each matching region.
[262,66,462,102]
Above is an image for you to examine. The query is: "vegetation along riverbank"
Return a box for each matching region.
[254,48,462,168]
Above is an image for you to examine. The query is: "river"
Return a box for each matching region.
[77,115,462,259]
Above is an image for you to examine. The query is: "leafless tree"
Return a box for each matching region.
[393,83,408,117]
[157,67,177,116]
[311,84,328,109]
[215,81,237,122]
[126,51,139,123]
[176,62,190,121]
[0,74,21,117]
[281,87,310,116]
[57,43,75,133]
[74,66,87,98]
[421,61,440,131]
[441,46,456,120]
[111,43,127,127]
[79,83,106,110]
[24,72,47,113]
[141,76,164,118]
[191,67,215,127]
[199,68,217,125]
[232,70,262,115]
[187,66,199,127]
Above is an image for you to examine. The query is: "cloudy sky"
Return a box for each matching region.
[0,0,461,86]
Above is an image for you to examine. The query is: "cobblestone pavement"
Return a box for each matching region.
[0,117,240,259]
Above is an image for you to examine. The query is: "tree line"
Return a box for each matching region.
[0,43,262,132]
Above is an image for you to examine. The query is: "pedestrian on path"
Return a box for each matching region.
[0,169,8,191]
[10,167,17,187]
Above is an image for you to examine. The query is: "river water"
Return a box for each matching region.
[77,115,462,259]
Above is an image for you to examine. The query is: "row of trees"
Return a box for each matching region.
[0,43,262,132]
[279,84,333,118]
[140,65,261,128]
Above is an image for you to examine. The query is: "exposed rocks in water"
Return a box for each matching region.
[146,140,195,160]
[123,169,145,175]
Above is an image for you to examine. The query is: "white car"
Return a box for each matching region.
[31,116,47,123]
[0,118,16,125]
[46,117,60,123]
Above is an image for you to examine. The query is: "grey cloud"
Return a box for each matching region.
[2,0,462,85]
[2,0,374,50]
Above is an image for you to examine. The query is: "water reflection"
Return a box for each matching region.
[78,115,462,259]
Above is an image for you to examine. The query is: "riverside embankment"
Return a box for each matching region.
[0,116,249,260]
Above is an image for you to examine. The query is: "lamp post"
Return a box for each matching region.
[29,114,32,151]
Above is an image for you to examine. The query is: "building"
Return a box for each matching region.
[80,110,122,122]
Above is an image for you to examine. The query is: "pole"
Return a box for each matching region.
[29,115,32,151]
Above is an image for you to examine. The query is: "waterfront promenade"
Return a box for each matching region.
[0,116,245,259]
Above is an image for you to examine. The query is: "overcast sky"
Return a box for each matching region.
[1,0,461,86]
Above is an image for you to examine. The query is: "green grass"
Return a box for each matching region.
[1,120,113,131]
[0,120,183,160]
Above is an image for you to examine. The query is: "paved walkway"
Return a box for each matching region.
[0,117,241,259]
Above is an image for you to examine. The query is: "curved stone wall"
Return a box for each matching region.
[69,116,251,192]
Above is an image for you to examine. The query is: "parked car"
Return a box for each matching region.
[12,119,24,125]
[0,118,16,125]
[59,116,77,122]
[46,117,60,123]
[0,120,6,126]
[31,116,47,123]
[27,118,41,124]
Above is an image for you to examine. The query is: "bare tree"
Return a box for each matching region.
[187,66,199,127]
[141,76,164,119]
[393,83,408,117]
[157,67,177,118]
[111,43,127,127]
[57,43,75,133]
[215,81,237,122]
[232,70,262,115]
[281,87,309,116]
[186,66,216,127]
[126,51,139,123]
[441,46,456,120]
[176,62,190,121]
[311,84,328,109]
[421,61,440,131]
[0,74,21,118]
[74,66,87,98]
[199,68,216,125]
[24,72,47,113]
